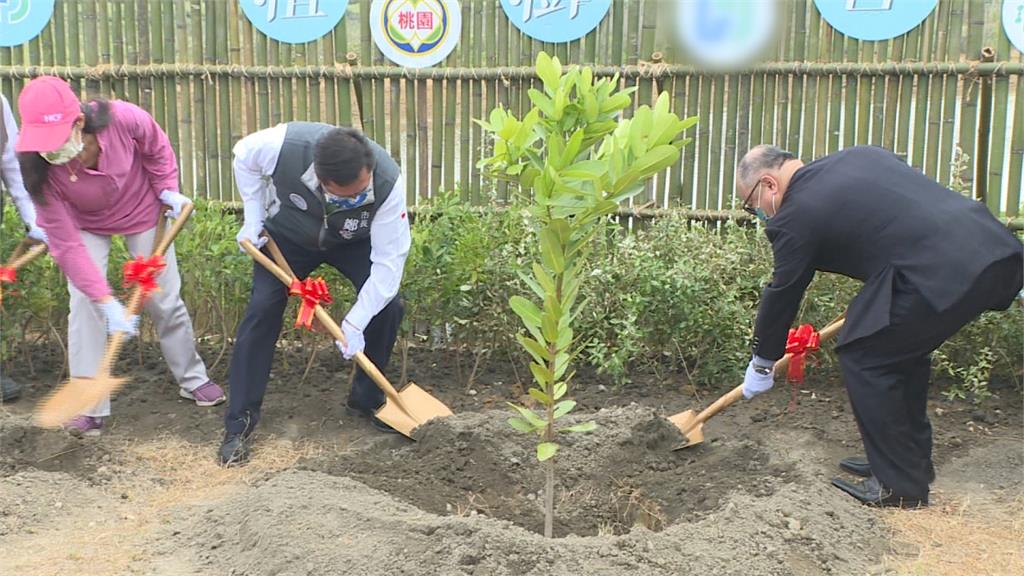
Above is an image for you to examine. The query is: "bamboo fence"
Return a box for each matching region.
[0,0,1021,217]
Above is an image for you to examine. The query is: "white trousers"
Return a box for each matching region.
[69,224,209,417]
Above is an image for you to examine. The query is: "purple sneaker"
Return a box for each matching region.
[179,381,226,407]
[63,415,103,437]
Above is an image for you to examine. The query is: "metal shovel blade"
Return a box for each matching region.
[668,409,704,450]
[35,376,127,428]
[374,380,454,438]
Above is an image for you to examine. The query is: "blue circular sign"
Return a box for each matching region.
[500,0,611,43]
[0,0,55,48]
[240,0,349,45]
[814,0,938,42]
[1005,0,1024,54]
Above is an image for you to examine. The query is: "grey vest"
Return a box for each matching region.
[264,122,399,252]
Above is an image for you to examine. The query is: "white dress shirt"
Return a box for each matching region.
[1,94,38,231]
[232,124,411,332]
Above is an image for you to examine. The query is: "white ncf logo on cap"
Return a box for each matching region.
[42,113,64,123]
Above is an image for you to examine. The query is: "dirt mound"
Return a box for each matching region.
[171,468,884,576]
[303,405,793,536]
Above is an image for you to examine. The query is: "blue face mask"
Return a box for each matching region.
[754,207,770,222]
[324,183,373,211]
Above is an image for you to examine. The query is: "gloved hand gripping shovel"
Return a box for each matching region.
[239,236,453,439]
[35,204,194,427]
[668,313,846,450]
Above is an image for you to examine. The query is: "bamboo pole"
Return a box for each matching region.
[925,0,951,178]
[227,0,243,200]
[910,10,935,171]
[785,1,806,154]
[882,35,906,152]
[750,72,765,148]
[895,26,921,161]
[975,47,995,207]
[406,77,418,205]
[987,36,1012,215]
[612,0,625,66]
[827,21,843,154]
[150,0,165,129]
[842,35,858,149]
[203,0,221,199]
[721,74,739,209]
[391,77,402,161]
[801,5,820,159]
[163,0,180,173]
[856,40,873,145]
[294,42,308,121]
[1007,75,1024,216]
[82,1,99,95]
[174,0,194,196]
[668,76,685,207]
[66,0,81,94]
[496,7,510,203]
[307,36,321,123]
[638,0,657,107]
[695,75,712,210]
[812,15,829,158]
[321,21,336,125]
[337,28,352,126]
[417,80,430,201]
[431,77,443,197]
[190,0,207,196]
[682,74,699,206]
[956,0,985,196]
[359,2,375,139]
[135,0,151,109]
[939,0,966,186]
[463,2,478,200]
[870,40,889,147]
[215,0,232,201]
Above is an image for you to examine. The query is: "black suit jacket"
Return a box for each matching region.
[753,146,1023,361]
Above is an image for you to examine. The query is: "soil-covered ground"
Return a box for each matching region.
[1,343,1021,575]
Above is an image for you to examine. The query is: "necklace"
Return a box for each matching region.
[67,160,81,182]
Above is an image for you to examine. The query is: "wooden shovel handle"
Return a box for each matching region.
[5,238,47,269]
[692,315,848,426]
[96,205,193,376]
[240,238,413,415]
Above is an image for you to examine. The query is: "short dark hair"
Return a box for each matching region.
[314,127,375,186]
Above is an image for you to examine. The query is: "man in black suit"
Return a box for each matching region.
[736,144,1022,508]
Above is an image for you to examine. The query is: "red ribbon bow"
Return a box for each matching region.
[0,266,16,305]
[784,323,821,384]
[122,255,167,298]
[289,277,333,329]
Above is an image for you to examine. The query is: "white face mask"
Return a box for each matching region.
[42,127,84,165]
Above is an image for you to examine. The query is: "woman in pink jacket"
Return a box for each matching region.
[15,76,224,436]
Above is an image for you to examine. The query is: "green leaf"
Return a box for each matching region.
[518,269,546,300]
[508,403,546,429]
[530,362,554,386]
[532,263,556,294]
[517,334,552,364]
[553,381,567,400]
[563,421,598,434]
[536,52,561,95]
[561,160,608,181]
[537,442,560,462]
[553,350,572,380]
[528,387,552,405]
[510,295,543,330]
[508,416,536,433]
[528,89,556,118]
[553,399,577,418]
[539,228,565,273]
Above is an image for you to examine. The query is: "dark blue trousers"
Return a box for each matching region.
[224,234,403,437]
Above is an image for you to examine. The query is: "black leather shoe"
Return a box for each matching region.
[219,433,251,467]
[1,376,22,402]
[839,456,872,477]
[839,456,936,483]
[345,400,401,435]
[831,475,928,508]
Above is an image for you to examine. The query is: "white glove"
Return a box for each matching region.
[235,222,267,252]
[236,199,267,252]
[741,356,776,399]
[99,298,139,337]
[158,190,193,219]
[335,319,365,360]
[27,226,48,244]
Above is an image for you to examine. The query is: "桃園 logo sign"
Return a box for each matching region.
[371,0,462,68]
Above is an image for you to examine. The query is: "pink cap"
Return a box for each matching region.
[15,76,82,153]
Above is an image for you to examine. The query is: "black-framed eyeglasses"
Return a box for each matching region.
[741,180,762,216]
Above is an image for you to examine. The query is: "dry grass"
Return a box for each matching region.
[881,492,1024,576]
[0,435,323,576]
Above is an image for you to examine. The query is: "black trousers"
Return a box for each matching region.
[224,234,403,437]
[837,256,1022,497]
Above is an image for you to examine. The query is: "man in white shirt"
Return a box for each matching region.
[221,123,411,465]
[1,94,47,402]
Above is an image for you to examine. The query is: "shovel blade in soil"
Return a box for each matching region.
[375,381,454,439]
[667,409,704,450]
[34,376,127,428]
